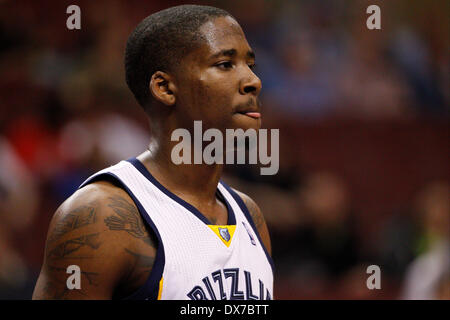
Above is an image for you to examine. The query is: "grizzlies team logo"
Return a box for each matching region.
[218,227,230,242]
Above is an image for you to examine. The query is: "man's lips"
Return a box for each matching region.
[235,111,261,119]
[243,112,261,119]
[234,99,262,119]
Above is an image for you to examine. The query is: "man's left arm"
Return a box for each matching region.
[234,190,272,256]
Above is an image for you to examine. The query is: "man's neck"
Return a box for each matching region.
[136,140,224,206]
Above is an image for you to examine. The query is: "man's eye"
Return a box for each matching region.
[216,61,233,69]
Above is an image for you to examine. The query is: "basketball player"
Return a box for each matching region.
[33,5,274,300]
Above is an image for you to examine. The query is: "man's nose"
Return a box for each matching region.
[239,69,262,96]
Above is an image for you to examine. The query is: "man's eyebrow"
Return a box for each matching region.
[210,48,256,60]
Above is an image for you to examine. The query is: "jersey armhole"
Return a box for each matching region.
[219,181,275,273]
[80,173,166,300]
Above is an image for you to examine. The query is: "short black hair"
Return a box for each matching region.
[125,5,232,110]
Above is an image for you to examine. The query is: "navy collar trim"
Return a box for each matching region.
[126,158,236,226]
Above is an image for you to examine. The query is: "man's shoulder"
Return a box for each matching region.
[229,187,261,216]
[62,180,131,211]
[48,180,142,249]
[48,180,114,229]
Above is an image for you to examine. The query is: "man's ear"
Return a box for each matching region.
[149,71,177,106]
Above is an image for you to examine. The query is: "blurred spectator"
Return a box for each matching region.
[389,27,447,116]
[296,172,359,275]
[0,137,39,299]
[281,172,361,296]
[52,108,150,203]
[401,181,450,299]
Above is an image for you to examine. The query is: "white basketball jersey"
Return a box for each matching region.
[79,158,274,300]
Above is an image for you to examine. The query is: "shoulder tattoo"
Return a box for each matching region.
[242,196,265,231]
[104,195,156,248]
[48,202,98,244]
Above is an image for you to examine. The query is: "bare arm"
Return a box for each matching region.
[234,189,272,256]
[32,182,156,299]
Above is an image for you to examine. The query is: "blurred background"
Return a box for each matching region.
[0,0,448,299]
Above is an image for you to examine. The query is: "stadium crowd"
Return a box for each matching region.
[0,0,448,299]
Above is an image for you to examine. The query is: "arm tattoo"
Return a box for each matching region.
[243,197,264,231]
[48,204,97,243]
[47,265,100,286]
[47,233,102,260]
[41,280,76,300]
[124,248,155,284]
[40,266,100,299]
[242,196,271,255]
[104,196,155,248]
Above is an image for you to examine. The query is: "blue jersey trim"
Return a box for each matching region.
[126,158,236,226]
[219,180,275,274]
[79,172,165,300]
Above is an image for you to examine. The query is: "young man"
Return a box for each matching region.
[33,4,274,300]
